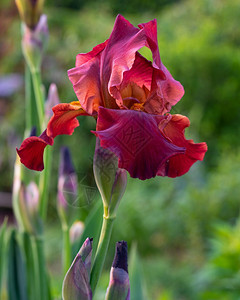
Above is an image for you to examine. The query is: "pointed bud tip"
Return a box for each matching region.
[113,241,128,273]
[60,146,75,175]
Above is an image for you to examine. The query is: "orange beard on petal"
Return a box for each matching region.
[120,82,150,110]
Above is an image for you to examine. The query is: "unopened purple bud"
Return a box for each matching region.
[112,241,128,273]
[105,241,130,300]
[62,238,93,300]
[70,221,84,244]
[30,126,37,136]
[22,14,48,72]
[15,0,45,28]
[58,147,78,223]
[45,83,60,120]
[14,179,42,234]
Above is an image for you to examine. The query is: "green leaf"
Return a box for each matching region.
[7,229,28,300]
[0,219,8,296]
[129,243,148,300]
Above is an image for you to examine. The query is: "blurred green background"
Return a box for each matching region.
[0,0,240,299]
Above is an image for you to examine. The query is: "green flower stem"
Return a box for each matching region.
[25,64,33,134]
[39,146,52,220]
[31,235,48,300]
[90,212,115,294]
[62,224,71,275]
[30,68,52,221]
[30,236,42,300]
[31,69,45,131]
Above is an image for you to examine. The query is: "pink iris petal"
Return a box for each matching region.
[101,15,146,106]
[17,102,88,171]
[68,41,108,115]
[47,102,89,138]
[138,20,185,114]
[93,107,185,180]
[121,52,153,91]
[158,114,208,177]
[16,130,53,171]
[68,15,184,115]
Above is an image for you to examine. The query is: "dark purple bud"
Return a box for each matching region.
[105,241,130,300]
[30,126,37,137]
[113,241,128,273]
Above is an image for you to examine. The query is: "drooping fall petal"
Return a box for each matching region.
[16,130,53,171]
[47,101,88,138]
[158,114,208,177]
[17,102,88,171]
[93,107,185,180]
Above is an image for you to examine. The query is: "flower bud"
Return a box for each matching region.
[45,83,60,120]
[58,147,78,225]
[62,237,93,300]
[93,138,127,218]
[105,241,130,300]
[15,0,45,29]
[13,157,42,234]
[70,221,85,244]
[22,14,48,72]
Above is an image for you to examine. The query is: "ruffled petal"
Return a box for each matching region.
[16,130,53,171]
[102,15,146,106]
[17,102,88,171]
[75,40,108,66]
[158,114,208,177]
[93,107,185,180]
[68,15,184,114]
[103,15,184,113]
[68,42,107,115]
[138,20,185,114]
[121,53,153,91]
[47,101,88,138]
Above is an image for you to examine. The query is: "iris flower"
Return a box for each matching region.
[17,15,207,180]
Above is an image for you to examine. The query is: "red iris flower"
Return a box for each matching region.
[17,15,207,180]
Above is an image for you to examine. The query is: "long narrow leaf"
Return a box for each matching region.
[129,243,148,300]
[0,219,8,296]
[7,229,28,300]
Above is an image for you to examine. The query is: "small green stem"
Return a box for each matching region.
[39,146,52,220]
[34,235,48,300]
[30,236,41,300]
[25,64,32,134]
[31,69,45,132]
[62,224,71,275]
[90,213,115,295]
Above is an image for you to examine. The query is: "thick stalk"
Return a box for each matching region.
[90,213,115,294]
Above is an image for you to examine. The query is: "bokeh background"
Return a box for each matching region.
[0,0,240,299]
